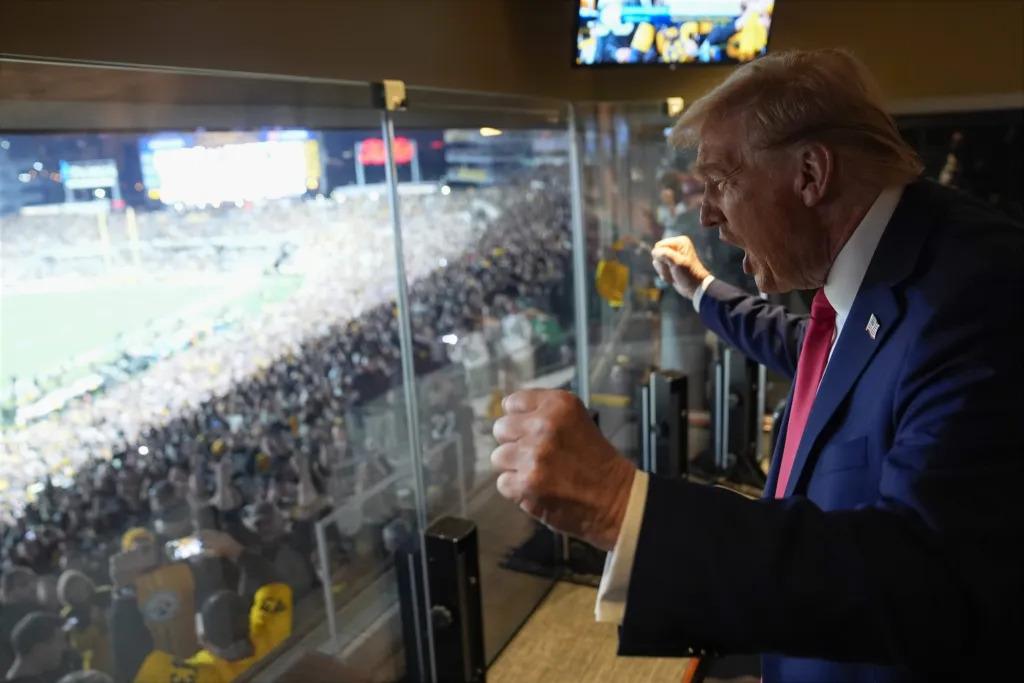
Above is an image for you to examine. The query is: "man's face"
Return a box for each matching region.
[695,117,829,293]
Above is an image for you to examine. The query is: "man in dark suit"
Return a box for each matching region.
[490,48,1023,681]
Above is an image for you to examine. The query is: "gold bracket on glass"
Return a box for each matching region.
[664,96,685,118]
[372,79,408,112]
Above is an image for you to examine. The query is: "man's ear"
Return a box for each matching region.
[794,142,833,207]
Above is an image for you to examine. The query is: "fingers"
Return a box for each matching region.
[489,442,520,471]
[501,388,548,415]
[652,258,672,281]
[492,414,529,444]
[653,235,694,251]
[651,245,690,267]
[495,470,524,503]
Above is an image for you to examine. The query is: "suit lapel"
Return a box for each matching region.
[780,181,934,498]
[781,286,900,497]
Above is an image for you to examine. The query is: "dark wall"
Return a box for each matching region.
[0,0,595,98]
[1,0,1021,107]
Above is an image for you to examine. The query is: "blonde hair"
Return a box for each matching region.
[673,48,923,186]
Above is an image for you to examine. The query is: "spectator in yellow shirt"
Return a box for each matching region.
[111,531,292,683]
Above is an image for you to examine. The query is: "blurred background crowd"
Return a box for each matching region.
[0,172,575,682]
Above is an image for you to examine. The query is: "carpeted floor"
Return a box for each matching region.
[487,581,691,683]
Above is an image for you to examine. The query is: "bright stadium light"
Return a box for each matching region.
[32,161,43,171]
[479,127,502,137]
[94,188,106,199]
[442,334,459,345]
[441,185,451,196]
[138,446,150,456]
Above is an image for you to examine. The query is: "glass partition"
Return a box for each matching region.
[390,91,571,663]
[0,54,846,682]
[575,100,778,491]
[0,57,432,681]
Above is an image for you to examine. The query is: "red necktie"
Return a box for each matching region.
[774,289,836,498]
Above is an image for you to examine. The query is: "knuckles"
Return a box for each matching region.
[491,416,513,443]
[543,391,583,423]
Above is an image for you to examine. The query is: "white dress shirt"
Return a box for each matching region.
[595,185,905,624]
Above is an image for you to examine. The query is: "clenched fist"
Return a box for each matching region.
[651,235,712,299]
[490,389,636,551]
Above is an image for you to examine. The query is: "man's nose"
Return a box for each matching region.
[699,199,722,229]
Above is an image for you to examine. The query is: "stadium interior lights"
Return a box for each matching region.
[138,445,150,456]
[479,127,503,137]
[442,334,459,345]
[441,185,451,196]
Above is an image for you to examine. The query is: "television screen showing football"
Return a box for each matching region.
[575,0,776,66]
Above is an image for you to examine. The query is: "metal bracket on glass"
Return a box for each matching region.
[397,517,486,683]
[639,370,687,478]
[371,80,407,112]
[755,293,770,467]
[713,343,735,473]
[755,363,768,464]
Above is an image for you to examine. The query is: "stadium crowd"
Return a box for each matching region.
[0,172,574,682]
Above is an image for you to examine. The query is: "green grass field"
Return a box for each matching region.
[0,274,302,382]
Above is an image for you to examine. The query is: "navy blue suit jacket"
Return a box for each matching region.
[618,181,1024,681]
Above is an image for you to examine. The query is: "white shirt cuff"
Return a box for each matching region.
[691,274,717,313]
[594,469,649,624]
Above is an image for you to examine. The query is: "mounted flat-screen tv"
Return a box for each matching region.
[574,0,777,67]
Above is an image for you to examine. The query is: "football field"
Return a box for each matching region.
[0,273,303,382]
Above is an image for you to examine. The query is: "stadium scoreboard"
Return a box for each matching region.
[138,129,322,207]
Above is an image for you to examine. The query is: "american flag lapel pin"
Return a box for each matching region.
[866,314,880,340]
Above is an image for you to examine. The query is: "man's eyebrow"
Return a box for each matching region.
[692,160,725,177]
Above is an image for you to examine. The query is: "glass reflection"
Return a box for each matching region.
[394,123,572,662]
[579,101,770,487]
